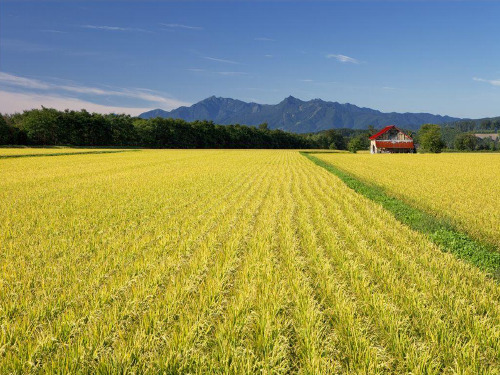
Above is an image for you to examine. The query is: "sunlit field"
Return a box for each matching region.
[314,152,500,248]
[1,150,500,373]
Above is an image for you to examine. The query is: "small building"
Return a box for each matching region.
[369,125,415,154]
[474,133,499,141]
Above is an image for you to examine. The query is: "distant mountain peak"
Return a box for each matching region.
[282,95,302,104]
[139,96,461,133]
[201,95,220,103]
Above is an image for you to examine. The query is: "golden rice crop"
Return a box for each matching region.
[1,149,499,373]
[315,152,500,248]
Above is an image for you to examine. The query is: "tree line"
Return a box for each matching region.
[400,124,499,153]
[0,108,312,148]
[448,118,500,133]
[2,107,496,152]
[439,118,500,151]
[441,126,499,151]
[0,107,374,150]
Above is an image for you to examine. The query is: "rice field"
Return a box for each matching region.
[314,152,500,248]
[1,149,500,374]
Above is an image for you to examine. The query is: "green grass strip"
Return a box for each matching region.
[301,151,500,279]
[0,150,140,159]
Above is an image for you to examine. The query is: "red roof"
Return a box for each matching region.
[369,125,413,140]
[375,140,415,149]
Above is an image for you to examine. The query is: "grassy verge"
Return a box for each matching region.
[301,151,500,279]
[0,150,140,159]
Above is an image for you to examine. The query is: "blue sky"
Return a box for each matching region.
[1,1,500,118]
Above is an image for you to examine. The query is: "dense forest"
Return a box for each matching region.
[447,118,500,132]
[0,108,372,150]
[0,107,498,151]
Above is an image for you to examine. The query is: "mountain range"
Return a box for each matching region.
[139,96,460,133]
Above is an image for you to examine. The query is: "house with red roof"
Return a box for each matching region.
[369,125,415,154]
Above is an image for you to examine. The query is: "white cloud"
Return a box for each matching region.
[0,72,190,110]
[203,56,239,64]
[0,72,51,89]
[56,84,182,105]
[264,54,273,58]
[473,77,500,86]
[0,90,153,115]
[326,54,359,64]
[161,23,203,30]
[187,68,205,72]
[82,25,148,32]
[300,79,314,82]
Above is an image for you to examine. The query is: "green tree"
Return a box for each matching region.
[454,133,477,151]
[0,115,11,144]
[347,136,366,153]
[480,119,493,131]
[19,107,60,145]
[258,122,269,131]
[493,119,500,131]
[418,124,445,153]
[324,129,346,150]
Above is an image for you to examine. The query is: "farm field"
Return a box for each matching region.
[314,152,500,249]
[1,149,500,373]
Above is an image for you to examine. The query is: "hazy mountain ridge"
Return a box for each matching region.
[139,96,460,132]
